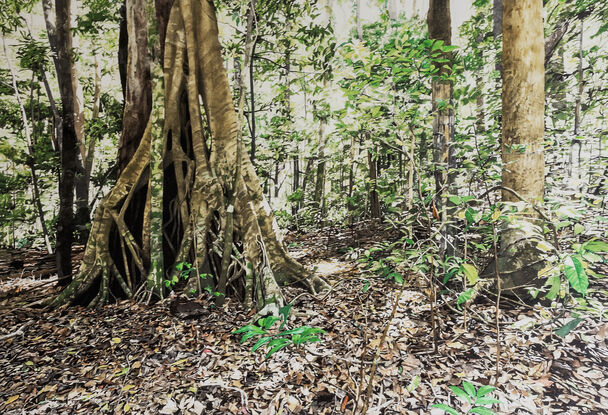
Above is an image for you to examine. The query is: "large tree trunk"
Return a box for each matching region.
[489,0,548,295]
[51,0,327,311]
[501,0,545,205]
[117,0,152,174]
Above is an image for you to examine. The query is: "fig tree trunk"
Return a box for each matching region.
[50,0,327,312]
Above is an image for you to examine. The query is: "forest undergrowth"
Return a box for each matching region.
[1,220,607,414]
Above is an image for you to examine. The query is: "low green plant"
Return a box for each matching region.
[166,263,223,297]
[233,305,325,358]
[431,381,500,415]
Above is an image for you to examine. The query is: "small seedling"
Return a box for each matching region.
[431,381,500,415]
[233,304,325,358]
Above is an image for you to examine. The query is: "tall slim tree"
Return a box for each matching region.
[51,0,327,309]
[427,0,455,256]
[54,0,83,285]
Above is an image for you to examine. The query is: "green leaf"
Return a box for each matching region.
[278,304,292,330]
[283,327,325,338]
[457,288,474,310]
[430,404,460,415]
[233,324,262,334]
[258,316,280,329]
[240,331,262,343]
[564,256,588,295]
[266,339,291,358]
[251,336,273,353]
[582,240,608,253]
[475,397,500,406]
[555,318,583,338]
[461,264,478,286]
[469,407,496,415]
[574,223,585,235]
[449,386,471,403]
[476,385,496,397]
[387,272,403,283]
[462,381,476,397]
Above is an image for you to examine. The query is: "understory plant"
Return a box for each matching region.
[431,381,500,415]
[233,304,325,358]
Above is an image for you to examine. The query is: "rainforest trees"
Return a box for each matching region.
[50,0,328,311]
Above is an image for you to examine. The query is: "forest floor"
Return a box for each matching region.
[1,221,608,414]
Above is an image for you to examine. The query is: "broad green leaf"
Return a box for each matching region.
[278,304,292,330]
[583,240,608,253]
[251,336,273,353]
[462,381,476,397]
[430,404,459,415]
[233,325,263,334]
[574,223,585,235]
[449,386,471,403]
[469,407,496,415]
[545,275,561,301]
[564,256,588,295]
[475,397,500,406]
[457,288,474,310]
[555,318,583,338]
[476,385,496,397]
[461,264,478,286]
[266,340,290,358]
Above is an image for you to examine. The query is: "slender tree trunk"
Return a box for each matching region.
[118,2,128,98]
[55,0,83,285]
[368,141,381,220]
[347,133,356,224]
[249,38,257,163]
[313,117,326,215]
[570,18,584,184]
[356,0,363,41]
[2,37,53,254]
[428,0,455,256]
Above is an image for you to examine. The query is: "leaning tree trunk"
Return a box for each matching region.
[51,0,327,311]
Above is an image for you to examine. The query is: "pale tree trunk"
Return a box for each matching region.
[347,133,357,224]
[1,36,53,254]
[51,0,327,310]
[570,18,584,183]
[501,0,545,205]
[489,0,548,294]
[427,0,455,257]
[388,0,398,19]
[313,115,327,216]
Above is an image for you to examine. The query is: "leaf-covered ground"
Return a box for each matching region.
[1,222,608,414]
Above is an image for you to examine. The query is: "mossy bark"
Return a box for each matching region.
[51,0,327,310]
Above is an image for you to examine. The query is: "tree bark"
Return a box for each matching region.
[117,0,152,175]
[51,0,327,310]
[487,0,549,296]
[427,0,455,256]
[501,0,545,204]
[55,0,83,285]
